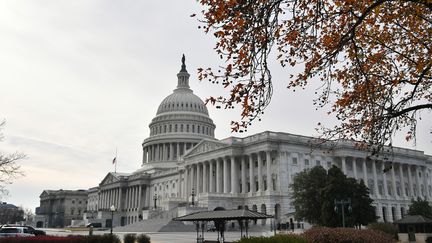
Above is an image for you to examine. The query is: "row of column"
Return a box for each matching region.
[124,185,143,211]
[341,157,429,200]
[143,142,197,163]
[183,151,274,196]
[98,188,121,210]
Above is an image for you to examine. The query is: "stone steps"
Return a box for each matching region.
[113,218,195,233]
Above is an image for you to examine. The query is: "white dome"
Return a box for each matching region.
[156,89,209,116]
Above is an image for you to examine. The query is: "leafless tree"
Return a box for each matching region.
[0,120,25,198]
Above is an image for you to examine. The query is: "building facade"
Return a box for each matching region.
[86,56,432,227]
[35,189,88,228]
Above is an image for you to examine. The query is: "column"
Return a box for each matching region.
[408,165,414,198]
[382,162,389,197]
[249,155,255,193]
[170,143,174,161]
[149,145,153,162]
[176,143,180,159]
[223,157,229,193]
[241,156,247,193]
[203,162,208,193]
[209,161,214,193]
[133,187,136,209]
[197,163,201,193]
[391,163,397,198]
[216,158,222,193]
[257,153,263,192]
[415,166,421,198]
[399,164,407,198]
[341,157,347,174]
[185,166,190,197]
[423,167,429,200]
[266,151,272,192]
[373,161,380,198]
[191,165,196,191]
[353,158,358,180]
[362,158,368,184]
[138,186,142,211]
[143,148,147,163]
[231,156,238,193]
[118,188,122,210]
[178,171,182,197]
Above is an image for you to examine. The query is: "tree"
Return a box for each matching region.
[196,0,432,153]
[0,120,25,198]
[290,165,376,227]
[408,197,432,217]
[289,166,327,225]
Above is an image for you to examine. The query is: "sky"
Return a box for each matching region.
[0,1,431,212]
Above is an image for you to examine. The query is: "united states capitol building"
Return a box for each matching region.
[83,57,432,228]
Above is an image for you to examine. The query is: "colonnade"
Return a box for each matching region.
[98,185,147,212]
[143,142,197,163]
[339,157,430,200]
[98,188,121,211]
[124,185,143,211]
[183,151,275,197]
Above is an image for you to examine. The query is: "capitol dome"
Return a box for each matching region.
[156,89,209,116]
[140,55,216,167]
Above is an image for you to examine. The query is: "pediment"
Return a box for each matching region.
[99,172,120,186]
[184,139,228,157]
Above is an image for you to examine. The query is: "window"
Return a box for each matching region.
[327,161,332,168]
[316,160,321,166]
[292,157,298,165]
[72,200,75,204]
[304,159,309,166]
[255,161,258,168]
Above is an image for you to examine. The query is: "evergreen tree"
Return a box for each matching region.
[291,165,376,227]
[408,197,432,217]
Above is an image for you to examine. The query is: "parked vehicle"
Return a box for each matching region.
[86,222,102,228]
[0,226,34,237]
[0,225,45,236]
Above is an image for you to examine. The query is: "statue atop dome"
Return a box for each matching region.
[177,54,190,90]
[180,54,187,72]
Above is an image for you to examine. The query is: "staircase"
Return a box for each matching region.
[113,207,196,233]
[113,218,195,233]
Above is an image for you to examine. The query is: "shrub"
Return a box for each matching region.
[367,222,398,239]
[124,234,136,243]
[0,235,122,243]
[234,234,308,243]
[136,234,151,243]
[302,227,396,243]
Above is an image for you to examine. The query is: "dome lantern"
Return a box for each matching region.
[176,54,190,90]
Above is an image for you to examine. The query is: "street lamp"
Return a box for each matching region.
[334,198,352,227]
[191,188,195,206]
[153,194,158,209]
[110,205,116,235]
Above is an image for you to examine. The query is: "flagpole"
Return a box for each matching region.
[115,147,117,173]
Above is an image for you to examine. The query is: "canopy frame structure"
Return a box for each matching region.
[173,209,273,243]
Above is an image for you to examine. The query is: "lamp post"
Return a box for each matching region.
[153,194,158,209]
[191,188,195,206]
[334,198,352,227]
[109,205,116,235]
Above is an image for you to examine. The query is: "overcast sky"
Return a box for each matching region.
[0,1,431,211]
